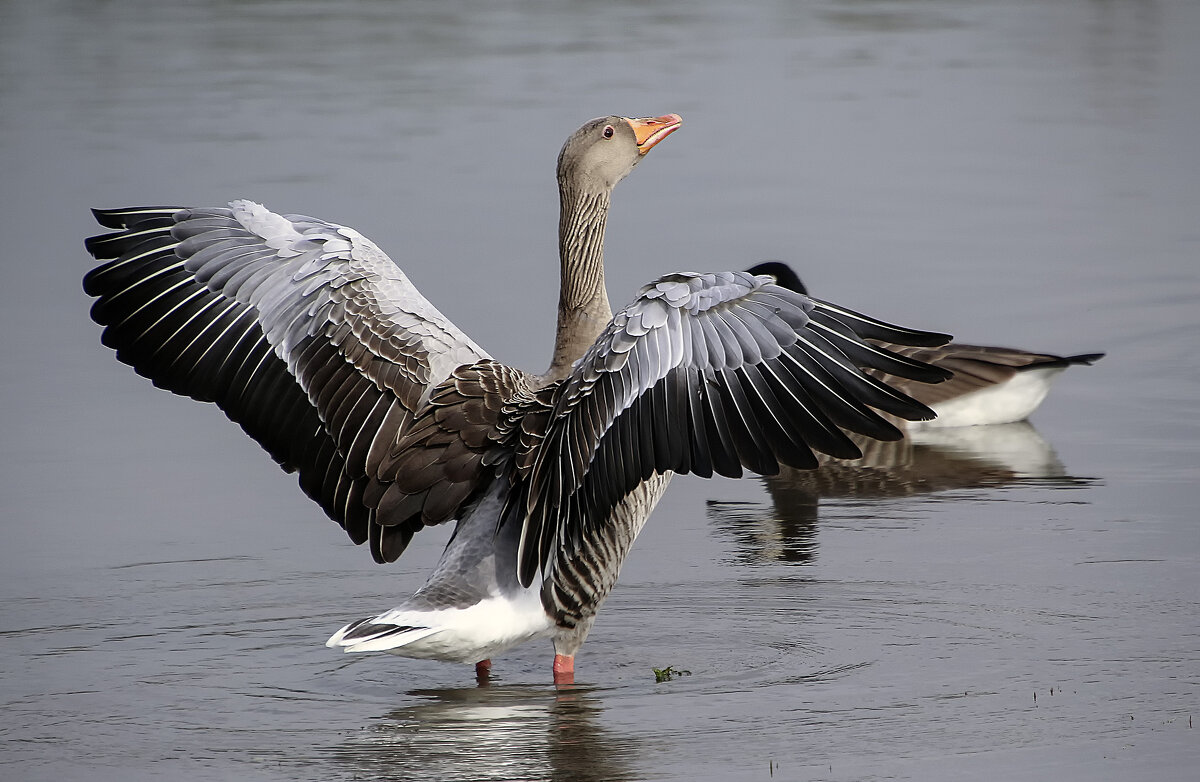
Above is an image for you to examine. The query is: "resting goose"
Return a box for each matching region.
[746,262,1103,428]
[84,114,954,683]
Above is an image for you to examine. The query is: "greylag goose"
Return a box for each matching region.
[84,114,955,683]
[746,262,1103,428]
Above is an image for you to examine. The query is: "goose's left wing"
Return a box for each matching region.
[83,202,489,563]
[514,270,952,585]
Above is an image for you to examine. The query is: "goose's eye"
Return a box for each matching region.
[602,125,615,139]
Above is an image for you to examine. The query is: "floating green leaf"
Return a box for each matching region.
[652,665,692,682]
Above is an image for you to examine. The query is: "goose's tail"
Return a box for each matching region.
[1021,352,1105,371]
[325,592,554,663]
[325,616,442,654]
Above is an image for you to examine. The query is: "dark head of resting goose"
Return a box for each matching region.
[746,261,1104,427]
[84,115,954,685]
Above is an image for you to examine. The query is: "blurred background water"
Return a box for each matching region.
[1,1,1197,780]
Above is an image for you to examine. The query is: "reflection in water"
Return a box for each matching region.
[709,422,1093,565]
[323,685,633,782]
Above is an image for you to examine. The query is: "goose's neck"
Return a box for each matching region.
[545,187,612,382]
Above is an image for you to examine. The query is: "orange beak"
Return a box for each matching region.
[627,114,683,154]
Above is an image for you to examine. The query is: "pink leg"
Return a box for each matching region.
[552,653,575,685]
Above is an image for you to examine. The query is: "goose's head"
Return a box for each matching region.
[557,114,682,193]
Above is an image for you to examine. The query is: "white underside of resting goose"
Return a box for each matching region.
[84,114,958,683]
[913,364,1072,427]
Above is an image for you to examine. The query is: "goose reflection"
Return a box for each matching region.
[709,421,1092,565]
[323,684,633,782]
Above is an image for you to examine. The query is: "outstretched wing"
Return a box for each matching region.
[84,202,488,561]
[514,270,953,585]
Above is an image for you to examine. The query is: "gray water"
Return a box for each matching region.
[2,1,1198,780]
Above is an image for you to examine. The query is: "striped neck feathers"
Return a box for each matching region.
[546,187,613,382]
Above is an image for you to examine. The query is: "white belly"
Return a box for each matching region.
[916,366,1065,428]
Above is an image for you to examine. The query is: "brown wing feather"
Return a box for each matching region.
[369,360,545,562]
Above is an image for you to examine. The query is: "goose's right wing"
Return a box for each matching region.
[514,270,953,585]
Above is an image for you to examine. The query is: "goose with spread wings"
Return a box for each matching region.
[84,114,953,683]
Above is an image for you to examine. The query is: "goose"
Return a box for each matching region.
[746,262,1103,428]
[83,114,955,684]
